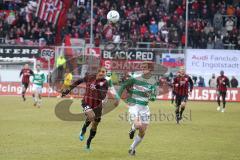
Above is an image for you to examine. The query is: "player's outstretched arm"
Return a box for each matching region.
[114,78,134,107]
[61,78,85,97]
[116,78,134,100]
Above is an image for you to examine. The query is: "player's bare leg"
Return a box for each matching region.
[21,85,26,101]
[86,121,99,149]
[175,106,180,123]
[221,93,226,112]
[175,98,181,123]
[171,92,175,105]
[129,121,137,139]
[217,93,221,111]
[129,117,142,139]
[33,92,38,107]
[79,120,91,141]
[37,94,42,108]
[179,102,186,120]
[129,118,148,156]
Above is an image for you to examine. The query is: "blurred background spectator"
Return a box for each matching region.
[198,76,206,87]
[208,73,217,88]
[230,76,238,88]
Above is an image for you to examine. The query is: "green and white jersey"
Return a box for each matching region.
[118,74,157,106]
[32,71,45,86]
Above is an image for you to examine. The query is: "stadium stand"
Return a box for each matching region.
[0,0,240,49]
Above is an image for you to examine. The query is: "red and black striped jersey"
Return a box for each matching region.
[71,74,109,109]
[217,75,229,92]
[173,74,193,96]
[20,69,34,83]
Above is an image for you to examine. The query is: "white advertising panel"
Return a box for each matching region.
[186,49,240,76]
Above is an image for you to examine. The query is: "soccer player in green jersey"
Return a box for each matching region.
[32,64,45,108]
[115,62,157,156]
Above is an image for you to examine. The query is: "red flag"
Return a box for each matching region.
[35,0,63,26]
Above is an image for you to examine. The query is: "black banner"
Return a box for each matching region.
[0,46,39,58]
[102,50,155,61]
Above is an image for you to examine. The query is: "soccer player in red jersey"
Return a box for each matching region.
[61,67,109,150]
[19,64,34,101]
[216,71,230,113]
[173,68,193,123]
[170,71,180,105]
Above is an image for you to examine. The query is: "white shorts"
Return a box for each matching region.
[128,104,150,124]
[32,84,43,94]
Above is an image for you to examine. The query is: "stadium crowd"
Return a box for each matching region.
[0,0,240,49]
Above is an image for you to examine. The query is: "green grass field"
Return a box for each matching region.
[0,96,240,160]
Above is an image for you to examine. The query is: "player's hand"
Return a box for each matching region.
[61,88,71,97]
[83,106,95,122]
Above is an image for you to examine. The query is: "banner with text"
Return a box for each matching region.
[101,50,155,71]
[186,49,240,76]
[102,50,155,61]
[0,82,239,102]
[0,46,55,69]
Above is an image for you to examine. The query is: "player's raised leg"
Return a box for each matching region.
[128,106,150,156]
[86,120,100,149]
[79,120,91,141]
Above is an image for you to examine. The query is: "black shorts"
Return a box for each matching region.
[22,82,29,89]
[175,94,188,106]
[218,91,227,97]
[172,91,176,96]
[81,102,102,122]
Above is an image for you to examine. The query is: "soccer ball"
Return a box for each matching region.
[107,10,120,23]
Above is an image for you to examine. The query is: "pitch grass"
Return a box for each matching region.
[0,96,240,160]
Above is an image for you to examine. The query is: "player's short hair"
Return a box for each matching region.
[141,61,154,71]
[179,66,185,71]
